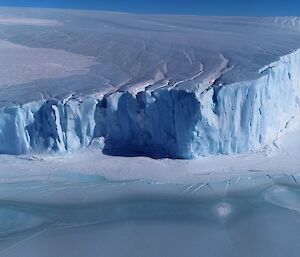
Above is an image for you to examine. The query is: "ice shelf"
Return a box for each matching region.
[0,10,300,158]
[0,50,300,157]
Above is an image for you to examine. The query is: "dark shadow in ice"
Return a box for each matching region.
[102,145,172,159]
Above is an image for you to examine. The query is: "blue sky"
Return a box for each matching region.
[0,0,298,16]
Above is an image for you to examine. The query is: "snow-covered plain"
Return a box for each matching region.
[1,8,300,257]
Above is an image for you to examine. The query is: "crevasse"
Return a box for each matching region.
[1,50,300,158]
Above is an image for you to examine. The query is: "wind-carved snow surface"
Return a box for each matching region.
[1,50,300,158]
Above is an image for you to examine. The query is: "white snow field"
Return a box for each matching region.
[1,8,300,257]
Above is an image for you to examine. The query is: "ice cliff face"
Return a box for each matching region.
[1,50,300,158]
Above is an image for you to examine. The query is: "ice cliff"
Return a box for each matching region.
[1,50,300,158]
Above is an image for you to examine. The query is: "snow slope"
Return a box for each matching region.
[0,9,300,158]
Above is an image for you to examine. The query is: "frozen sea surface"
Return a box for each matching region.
[0,173,300,257]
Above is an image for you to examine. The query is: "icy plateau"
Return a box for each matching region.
[0,9,300,158]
